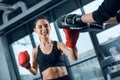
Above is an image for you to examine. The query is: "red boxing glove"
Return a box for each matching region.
[63,29,80,48]
[18,51,31,69]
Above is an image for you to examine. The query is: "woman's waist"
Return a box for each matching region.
[42,66,68,79]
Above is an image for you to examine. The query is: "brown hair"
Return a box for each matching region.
[34,15,49,27]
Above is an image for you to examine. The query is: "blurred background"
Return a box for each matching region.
[0,0,120,80]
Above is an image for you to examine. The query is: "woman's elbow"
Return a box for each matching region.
[29,68,38,75]
[32,72,37,75]
[30,71,38,75]
[71,56,78,60]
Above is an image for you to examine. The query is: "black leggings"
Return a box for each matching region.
[51,75,70,80]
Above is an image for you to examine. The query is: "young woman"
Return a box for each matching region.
[18,16,80,80]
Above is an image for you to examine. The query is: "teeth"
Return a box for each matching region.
[42,32,47,35]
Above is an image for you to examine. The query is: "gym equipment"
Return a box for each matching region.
[18,51,31,69]
[56,14,105,32]
[63,29,79,48]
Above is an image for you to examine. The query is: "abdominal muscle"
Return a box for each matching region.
[42,66,68,80]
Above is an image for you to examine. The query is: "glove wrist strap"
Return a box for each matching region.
[66,41,76,48]
[74,15,84,23]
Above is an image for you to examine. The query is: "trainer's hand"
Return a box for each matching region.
[18,51,31,69]
[56,14,105,31]
[63,29,80,48]
[56,14,87,29]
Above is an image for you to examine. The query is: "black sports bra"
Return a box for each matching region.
[37,41,65,72]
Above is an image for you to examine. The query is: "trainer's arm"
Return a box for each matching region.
[81,13,117,24]
[81,0,120,24]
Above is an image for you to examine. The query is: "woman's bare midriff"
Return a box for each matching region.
[42,66,68,80]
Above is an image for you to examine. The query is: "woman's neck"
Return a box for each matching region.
[40,38,52,46]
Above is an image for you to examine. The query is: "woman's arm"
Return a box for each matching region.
[57,29,79,60]
[28,48,38,75]
[58,42,78,60]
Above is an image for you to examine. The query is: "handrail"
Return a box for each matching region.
[2,1,27,23]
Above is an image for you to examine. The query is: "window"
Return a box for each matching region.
[97,24,120,44]
[11,35,40,80]
[71,58,103,80]
[57,1,105,79]
[83,0,104,14]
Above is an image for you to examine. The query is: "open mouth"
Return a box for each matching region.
[41,32,48,36]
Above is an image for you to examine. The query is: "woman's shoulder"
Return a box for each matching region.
[32,47,37,53]
[32,46,39,57]
[54,41,65,49]
[53,40,63,44]
[53,40,63,45]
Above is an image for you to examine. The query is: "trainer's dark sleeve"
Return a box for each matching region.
[116,12,120,22]
[93,0,120,23]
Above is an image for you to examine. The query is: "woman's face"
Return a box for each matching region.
[34,19,51,39]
